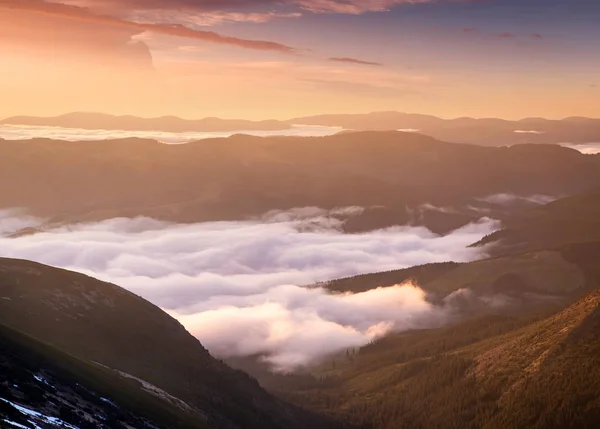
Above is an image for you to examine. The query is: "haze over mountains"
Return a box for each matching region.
[3,111,600,146]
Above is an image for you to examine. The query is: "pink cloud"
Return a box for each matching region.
[1,0,298,53]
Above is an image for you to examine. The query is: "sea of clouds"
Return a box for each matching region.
[0,124,343,144]
[0,207,497,371]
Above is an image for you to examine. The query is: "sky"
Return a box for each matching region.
[1,0,599,120]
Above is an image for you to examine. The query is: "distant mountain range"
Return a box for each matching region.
[1,112,289,133]
[3,111,600,145]
[2,131,600,231]
[291,111,600,146]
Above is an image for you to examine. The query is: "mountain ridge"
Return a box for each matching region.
[1,132,599,231]
[3,111,600,146]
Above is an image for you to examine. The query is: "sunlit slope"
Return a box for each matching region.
[279,289,600,429]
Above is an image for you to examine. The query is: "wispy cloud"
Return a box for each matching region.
[329,57,383,66]
[295,0,433,14]
[61,0,437,16]
[2,0,298,53]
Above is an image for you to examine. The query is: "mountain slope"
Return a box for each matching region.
[275,289,600,429]
[323,248,590,308]
[0,258,332,429]
[266,239,600,429]
[290,111,600,146]
[0,323,207,429]
[473,189,600,256]
[1,132,599,229]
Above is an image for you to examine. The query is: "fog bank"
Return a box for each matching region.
[0,208,497,370]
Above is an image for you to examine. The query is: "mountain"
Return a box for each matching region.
[267,252,600,429]
[0,258,333,429]
[0,324,206,429]
[473,189,600,256]
[278,288,600,429]
[1,112,290,133]
[1,132,600,231]
[320,243,595,323]
[290,112,600,146]
[5,111,600,146]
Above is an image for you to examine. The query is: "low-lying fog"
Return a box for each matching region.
[560,142,600,154]
[0,124,343,143]
[0,208,497,371]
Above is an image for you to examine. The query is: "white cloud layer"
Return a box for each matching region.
[477,193,557,206]
[560,142,600,155]
[0,124,342,144]
[0,208,496,370]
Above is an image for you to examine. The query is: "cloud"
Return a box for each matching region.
[0,209,41,235]
[175,11,303,26]
[329,57,383,67]
[477,193,557,206]
[61,0,436,16]
[514,130,544,134]
[0,124,343,143]
[294,0,433,14]
[0,208,496,371]
[559,143,600,155]
[1,0,298,53]
[497,32,516,38]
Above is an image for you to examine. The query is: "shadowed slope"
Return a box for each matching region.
[0,258,333,429]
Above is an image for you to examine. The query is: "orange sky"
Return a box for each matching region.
[1,0,599,120]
